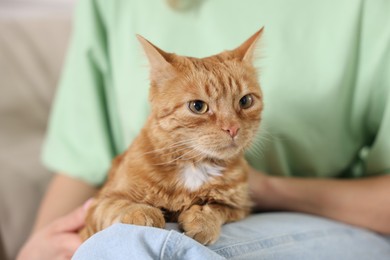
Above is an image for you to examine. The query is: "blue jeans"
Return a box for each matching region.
[73,213,390,259]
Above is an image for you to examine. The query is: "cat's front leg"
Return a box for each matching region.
[178,204,248,245]
[80,197,165,240]
[120,203,166,228]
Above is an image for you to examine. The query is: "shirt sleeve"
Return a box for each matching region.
[42,0,115,186]
[361,1,390,176]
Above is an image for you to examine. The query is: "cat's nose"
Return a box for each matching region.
[222,125,240,138]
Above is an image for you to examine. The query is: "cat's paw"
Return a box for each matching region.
[179,205,222,245]
[121,204,165,228]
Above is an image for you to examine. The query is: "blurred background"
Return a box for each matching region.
[0,0,76,259]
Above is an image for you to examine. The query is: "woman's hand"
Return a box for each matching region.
[248,167,276,211]
[17,174,97,260]
[17,204,87,260]
[248,167,390,234]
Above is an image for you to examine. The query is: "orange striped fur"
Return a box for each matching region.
[80,28,264,245]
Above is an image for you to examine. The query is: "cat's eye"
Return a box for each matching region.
[188,100,209,114]
[239,94,254,109]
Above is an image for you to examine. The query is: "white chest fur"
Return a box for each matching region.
[180,163,224,191]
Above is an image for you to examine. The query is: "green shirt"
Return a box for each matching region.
[43,0,390,186]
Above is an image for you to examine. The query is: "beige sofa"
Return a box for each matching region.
[0,1,74,259]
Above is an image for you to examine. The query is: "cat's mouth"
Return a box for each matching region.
[192,137,245,160]
[219,142,239,151]
[203,141,242,159]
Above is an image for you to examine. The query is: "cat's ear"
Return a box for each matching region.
[136,35,175,82]
[232,27,264,63]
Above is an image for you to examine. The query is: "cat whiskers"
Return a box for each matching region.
[247,141,264,159]
[133,138,199,159]
[151,144,204,166]
[247,127,276,159]
[189,141,224,160]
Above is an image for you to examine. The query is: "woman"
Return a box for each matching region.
[18,0,390,259]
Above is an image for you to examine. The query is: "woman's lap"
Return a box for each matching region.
[210,213,390,259]
[73,213,390,260]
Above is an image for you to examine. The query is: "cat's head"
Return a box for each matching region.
[138,28,264,161]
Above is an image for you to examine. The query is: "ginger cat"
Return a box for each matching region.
[80,28,264,245]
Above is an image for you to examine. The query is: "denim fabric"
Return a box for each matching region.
[73,224,223,260]
[73,213,390,260]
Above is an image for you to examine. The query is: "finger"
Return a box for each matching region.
[51,233,83,259]
[83,198,94,211]
[51,205,86,233]
[61,234,83,257]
